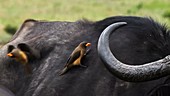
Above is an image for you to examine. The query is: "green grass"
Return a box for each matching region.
[0,0,170,43]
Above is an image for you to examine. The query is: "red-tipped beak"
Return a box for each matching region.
[86,43,91,47]
[7,53,13,57]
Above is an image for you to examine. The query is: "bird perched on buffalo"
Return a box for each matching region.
[60,41,91,75]
[7,48,31,74]
[7,43,40,74]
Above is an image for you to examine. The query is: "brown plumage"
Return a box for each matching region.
[7,48,32,74]
[60,41,91,75]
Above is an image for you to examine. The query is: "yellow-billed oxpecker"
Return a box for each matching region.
[7,48,32,74]
[60,41,91,75]
[7,43,40,74]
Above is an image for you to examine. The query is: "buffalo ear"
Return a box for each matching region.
[7,45,15,53]
[17,43,40,59]
[17,43,30,53]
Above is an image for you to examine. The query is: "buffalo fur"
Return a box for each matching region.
[0,16,170,96]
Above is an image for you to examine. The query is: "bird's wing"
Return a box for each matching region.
[66,56,71,64]
[65,50,81,66]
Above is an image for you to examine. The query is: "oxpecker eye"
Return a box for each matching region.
[86,43,91,47]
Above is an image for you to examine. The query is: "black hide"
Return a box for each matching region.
[0,16,170,96]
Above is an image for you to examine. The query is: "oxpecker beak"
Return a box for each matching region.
[7,53,13,57]
[86,43,91,47]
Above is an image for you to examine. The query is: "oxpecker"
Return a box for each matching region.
[60,41,91,75]
[7,48,32,74]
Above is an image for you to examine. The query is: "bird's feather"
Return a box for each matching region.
[66,50,81,66]
[59,66,69,75]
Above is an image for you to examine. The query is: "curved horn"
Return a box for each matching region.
[97,22,170,82]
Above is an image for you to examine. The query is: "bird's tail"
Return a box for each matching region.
[24,64,32,75]
[59,66,69,76]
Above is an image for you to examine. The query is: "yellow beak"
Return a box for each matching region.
[86,43,91,47]
[7,53,13,57]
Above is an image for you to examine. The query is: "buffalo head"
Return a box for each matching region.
[0,16,170,96]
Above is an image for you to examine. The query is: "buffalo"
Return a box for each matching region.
[0,16,170,96]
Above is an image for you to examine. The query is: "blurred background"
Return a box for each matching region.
[0,0,170,45]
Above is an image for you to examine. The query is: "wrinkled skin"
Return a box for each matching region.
[0,16,170,96]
